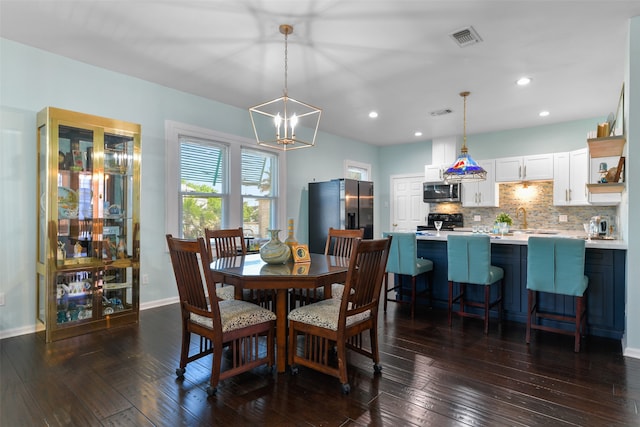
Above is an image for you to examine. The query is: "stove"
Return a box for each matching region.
[418,213,464,231]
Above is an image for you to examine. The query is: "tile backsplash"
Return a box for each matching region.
[430,181,618,233]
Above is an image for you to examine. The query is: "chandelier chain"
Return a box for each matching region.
[283,29,288,96]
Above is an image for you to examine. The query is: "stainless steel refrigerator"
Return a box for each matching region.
[308,179,374,253]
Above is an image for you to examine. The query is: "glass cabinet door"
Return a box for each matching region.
[56,125,96,264]
[55,269,94,325]
[99,266,134,317]
[102,132,134,261]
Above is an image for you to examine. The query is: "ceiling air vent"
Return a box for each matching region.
[449,26,483,47]
[430,109,453,117]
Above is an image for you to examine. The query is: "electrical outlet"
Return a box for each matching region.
[473,215,481,222]
[0,292,5,306]
[142,274,149,285]
[559,215,568,222]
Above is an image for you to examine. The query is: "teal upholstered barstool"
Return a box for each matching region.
[526,237,589,352]
[447,234,504,334]
[383,232,433,319]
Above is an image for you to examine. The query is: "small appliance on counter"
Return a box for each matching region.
[418,213,464,231]
[591,215,613,239]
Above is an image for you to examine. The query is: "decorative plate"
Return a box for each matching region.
[58,186,79,218]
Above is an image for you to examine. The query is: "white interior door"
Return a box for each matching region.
[390,174,427,232]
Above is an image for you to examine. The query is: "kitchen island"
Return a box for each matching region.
[406,231,626,339]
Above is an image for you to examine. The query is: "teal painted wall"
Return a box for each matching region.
[1,28,638,359]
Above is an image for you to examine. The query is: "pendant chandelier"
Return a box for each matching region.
[249,24,322,151]
[442,91,487,183]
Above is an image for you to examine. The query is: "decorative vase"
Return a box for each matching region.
[259,229,291,264]
[284,218,297,248]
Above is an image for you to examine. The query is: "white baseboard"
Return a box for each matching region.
[140,296,179,310]
[623,346,640,359]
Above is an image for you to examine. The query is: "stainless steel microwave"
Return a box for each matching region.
[423,182,461,203]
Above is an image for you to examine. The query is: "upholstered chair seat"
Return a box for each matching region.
[191,299,276,333]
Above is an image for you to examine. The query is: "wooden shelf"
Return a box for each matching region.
[587,136,626,158]
[586,183,625,194]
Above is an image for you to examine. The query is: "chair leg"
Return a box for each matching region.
[448,281,454,326]
[428,270,434,307]
[207,341,223,396]
[410,276,416,319]
[336,339,349,390]
[369,321,382,372]
[575,295,585,353]
[483,285,490,334]
[526,290,535,345]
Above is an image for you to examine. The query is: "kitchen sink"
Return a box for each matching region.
[512,229,559,235]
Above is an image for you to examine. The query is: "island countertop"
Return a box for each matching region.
[415,230,627,250]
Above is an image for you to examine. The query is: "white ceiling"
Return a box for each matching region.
[1,1,639,146]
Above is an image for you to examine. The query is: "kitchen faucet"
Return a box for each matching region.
[516,206,528,229]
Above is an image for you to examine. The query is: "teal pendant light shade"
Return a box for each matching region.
[442,91,487,183]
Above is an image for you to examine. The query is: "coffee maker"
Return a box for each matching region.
[591,216,610,238]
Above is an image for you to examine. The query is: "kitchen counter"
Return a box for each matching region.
[399,233,627,339]
[415,230,627,250]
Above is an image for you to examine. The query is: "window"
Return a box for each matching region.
[165,121,286,240]
[179,137,227,238]
[344,160,371,181]
[241,148,277,239]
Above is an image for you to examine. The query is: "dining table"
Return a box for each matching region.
[210,252,350,373]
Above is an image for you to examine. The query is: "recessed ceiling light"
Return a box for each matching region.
[368,111,378,118]
[414,131,423,137]
[516,77,532,86]
[539,110,550,117]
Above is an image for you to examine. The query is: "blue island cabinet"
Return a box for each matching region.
[415,239,625,339]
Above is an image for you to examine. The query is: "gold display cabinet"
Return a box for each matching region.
[36,107,141,342]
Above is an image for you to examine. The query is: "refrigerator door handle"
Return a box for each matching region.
[347,212,357,230]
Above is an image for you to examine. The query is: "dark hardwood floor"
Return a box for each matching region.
[2,302,639,426]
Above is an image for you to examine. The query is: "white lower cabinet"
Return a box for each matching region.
[553,148,589,206]
[462,160,499,207]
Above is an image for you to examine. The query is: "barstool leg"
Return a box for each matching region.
[384,272,389,312]
[410,276,416,319]
[484,285,490,334]
[448,281,454,326]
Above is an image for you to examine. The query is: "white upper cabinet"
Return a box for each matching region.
[462,159,499,207]
[425,164,445,182]
[495,154,554,182]
[424,136,461,182]
[553,148,589,206]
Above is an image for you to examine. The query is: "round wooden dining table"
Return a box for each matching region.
[210,252,350,373]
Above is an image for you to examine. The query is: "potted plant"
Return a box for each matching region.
[495,212,513,226]
[495,212,513,235]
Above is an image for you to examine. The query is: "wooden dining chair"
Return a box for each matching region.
[289,227,364,308]
[166,234,276,396]
[288,237,391,394]
[205,227,274,307]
